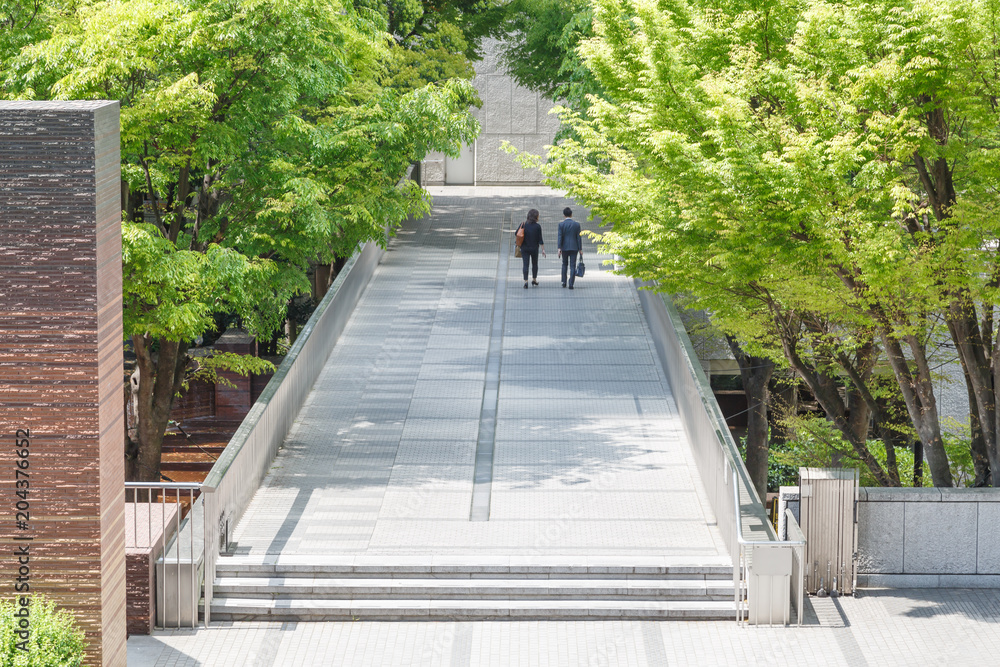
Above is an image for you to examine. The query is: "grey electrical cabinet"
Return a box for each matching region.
[798,467,859,596]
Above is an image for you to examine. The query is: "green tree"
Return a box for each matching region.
[497,0,598,112]
[3,0,479,481]
[529,0,901,494]
[535,0,1000,488]
[354,0,507,91]
[0,596,86,666]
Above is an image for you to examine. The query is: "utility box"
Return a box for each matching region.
[798,468,858,595]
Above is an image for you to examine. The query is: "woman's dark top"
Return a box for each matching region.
[520,221,544,251]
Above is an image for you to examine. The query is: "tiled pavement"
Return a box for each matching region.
[130,589,1000,665]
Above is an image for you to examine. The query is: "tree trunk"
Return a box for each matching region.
[872,389,911,487]
[945,303,996,486]
[726,336,773,502]
[772,314,892,485]
[122,180,144,223]
[126,335,190,482]
[831,268,953,486]
[884,437,899,485]
[312,262,333,302]
[846,384,874,460]
[834,342,902,486]
[879,331,954,486]
[965,374,992,487]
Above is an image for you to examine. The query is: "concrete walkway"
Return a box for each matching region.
[226,189,726,563]
[129,589,1000,665]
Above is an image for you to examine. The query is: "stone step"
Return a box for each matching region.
[214,555,734,580]
[213,576,735,601]
[205,597,737,621]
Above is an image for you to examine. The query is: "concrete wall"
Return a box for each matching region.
[423,38,561,185]
[857,487,1000,588]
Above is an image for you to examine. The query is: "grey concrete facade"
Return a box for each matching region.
[423,39,561,185]
[856,487,1000,588]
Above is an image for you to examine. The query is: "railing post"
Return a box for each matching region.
[124,482,205,631]
[733,471,804,626]
[203,488,213,627]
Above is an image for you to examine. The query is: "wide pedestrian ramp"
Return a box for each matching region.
[211,190,732,620]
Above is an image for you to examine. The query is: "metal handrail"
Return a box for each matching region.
[732,471,806,625]
[732,471,807,546]
[785,508,807,625]
[125,481,205,629]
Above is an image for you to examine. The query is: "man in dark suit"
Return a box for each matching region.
[557,207,583,289]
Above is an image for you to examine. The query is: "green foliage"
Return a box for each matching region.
[4,0,480,347]
[121,223,291,343]
[354,0,505,92]
[0,0,61,74]
[766,440,799,492]
[527,0,1000,486]
[771,416,852,479]
[186,351,276,390]
[498,0,597,106]
[386,25,475,90]
[941,420,978,488]
[0,0,482,479]
[493,0,602,148]
[0,596,85,667]
[773,415,976,487]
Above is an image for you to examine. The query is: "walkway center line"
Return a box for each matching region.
[470,208,510,521]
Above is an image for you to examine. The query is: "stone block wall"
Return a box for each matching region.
[857,487,1000,588]
[423,38,560,185]
[0,101,126,666]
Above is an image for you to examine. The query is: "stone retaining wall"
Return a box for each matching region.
[857,487,1000,588]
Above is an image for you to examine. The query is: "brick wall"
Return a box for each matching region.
[0,101,126,667]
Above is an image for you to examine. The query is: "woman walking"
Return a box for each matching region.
[518,209,546,289]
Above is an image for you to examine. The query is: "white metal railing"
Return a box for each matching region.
[635,283,804,625]
[125,482,204,629]
[785,508,807,624]
[126,241,383,628]
[732,471,806,625]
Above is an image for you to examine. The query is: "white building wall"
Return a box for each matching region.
[423,38,560,185]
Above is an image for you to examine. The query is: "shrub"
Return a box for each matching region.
[769,415,977,488]
[0,596,85,667]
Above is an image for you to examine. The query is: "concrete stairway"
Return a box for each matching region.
[206,556,736,621]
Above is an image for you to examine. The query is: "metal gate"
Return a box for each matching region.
[798,467,858,596]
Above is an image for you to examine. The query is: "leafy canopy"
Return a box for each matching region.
[3,0,481,345]
[531,0,1000,486]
